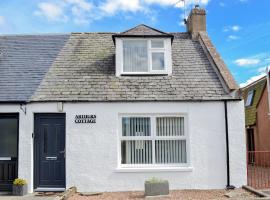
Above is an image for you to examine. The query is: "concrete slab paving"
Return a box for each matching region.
[0,193,58,200]
[262,190,270,196]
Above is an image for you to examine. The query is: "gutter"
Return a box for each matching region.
[224,100,235,190]
[0,101,27,104]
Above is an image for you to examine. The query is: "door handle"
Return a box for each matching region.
[0,157,11,161]
[46,157,57,160]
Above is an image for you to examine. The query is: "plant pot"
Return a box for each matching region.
[145,181,169,196]
[12,184,28,196]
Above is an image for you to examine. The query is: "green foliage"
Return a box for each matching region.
[145,177,167,184]
[13,178,27,185]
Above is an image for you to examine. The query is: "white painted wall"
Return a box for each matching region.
[0,101,246,192]
[227,101,247,187]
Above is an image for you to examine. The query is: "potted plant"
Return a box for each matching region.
[12,178,27,196]
[145,177,169,197]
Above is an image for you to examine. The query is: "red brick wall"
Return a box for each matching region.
[256,86,270,151]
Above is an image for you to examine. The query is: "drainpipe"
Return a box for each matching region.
[224,100,235,190]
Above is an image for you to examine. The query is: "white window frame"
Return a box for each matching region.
[115,38,172,76]
[117,113,191,171]
[245,90,254,107]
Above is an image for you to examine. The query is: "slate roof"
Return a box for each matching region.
[112,24,174,44]
[198,32,238,90]
[32,32,236,102]
[0,24,240,102]
[242,76,266,126]
[114,24,173,37]
[0,34,69,102]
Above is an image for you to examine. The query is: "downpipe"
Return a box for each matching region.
[224,100,236,190]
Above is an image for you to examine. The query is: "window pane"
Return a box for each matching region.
[156,117,184,136]
[123,40,148,72]
[155,140,186,164]
[121,140,152,164]
[245,90,254,107]
[151,40,164,48]
[122,117,150,136]
[0,118,18,157]
[152,52,165,70]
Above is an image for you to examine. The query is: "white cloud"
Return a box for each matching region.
[240,73,266,88]
[68,0,93,25]
[234,58,260,66]
[99,0,211,19]
[144,0,210,8]
[34,0,210,25]
[65,0,92,11]
[224,25,241,32]
[100,0,143,15]
[231,25,241,32]
[34,2,68,22]
[227,35,240,41]
[144,0,179,7]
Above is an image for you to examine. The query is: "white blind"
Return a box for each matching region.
[121,140,152,164]
[155,140,186,164]
[122,117,150,136]
[157,117,184,136]
[123,40,148,72]
[121,116,187,165]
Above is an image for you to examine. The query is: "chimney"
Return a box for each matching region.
[186,5,206,39]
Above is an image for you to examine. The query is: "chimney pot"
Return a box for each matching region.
[186,7,206,39]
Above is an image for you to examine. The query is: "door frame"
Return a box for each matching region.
[0,113,19,191]
[33,113,66,190]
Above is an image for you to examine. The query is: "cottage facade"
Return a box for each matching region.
[0,8,246,193]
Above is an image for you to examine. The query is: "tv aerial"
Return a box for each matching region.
[175,0,200,25]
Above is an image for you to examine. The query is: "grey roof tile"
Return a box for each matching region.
[31,32,234,102]
[0,34,69,102]
[116,24,171,36]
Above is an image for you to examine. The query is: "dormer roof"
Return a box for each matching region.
[112,24,174,42]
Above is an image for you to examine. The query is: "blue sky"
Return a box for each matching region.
[0,0,269,87]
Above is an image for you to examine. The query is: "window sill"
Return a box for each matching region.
[115,166,193,173]
[120,72,169,76]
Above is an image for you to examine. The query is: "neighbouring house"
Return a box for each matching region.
[0,7,246,193]
[243,76,270,159]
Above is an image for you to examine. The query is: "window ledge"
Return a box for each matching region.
[120,72,169,76]
[115,166,193,173]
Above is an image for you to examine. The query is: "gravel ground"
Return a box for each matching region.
[69,189,257,200]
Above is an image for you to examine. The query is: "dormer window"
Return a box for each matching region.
[245,90,255,107]
[122,39,167,73]
[113,24,173,76]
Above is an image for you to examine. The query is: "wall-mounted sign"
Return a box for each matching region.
[75,115,96,123]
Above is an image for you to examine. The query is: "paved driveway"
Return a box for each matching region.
[0,193,58,200]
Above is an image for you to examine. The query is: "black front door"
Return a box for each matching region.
[34,114,66,189]
[0,114,18,191]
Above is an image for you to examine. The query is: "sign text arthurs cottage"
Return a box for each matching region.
[75,115,96,123]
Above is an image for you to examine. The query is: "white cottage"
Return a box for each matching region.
[0,7,246,193]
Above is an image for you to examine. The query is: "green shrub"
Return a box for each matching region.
[13,178,27,185]
[145,177,167,184]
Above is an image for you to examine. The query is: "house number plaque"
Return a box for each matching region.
[75,115,96,123]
